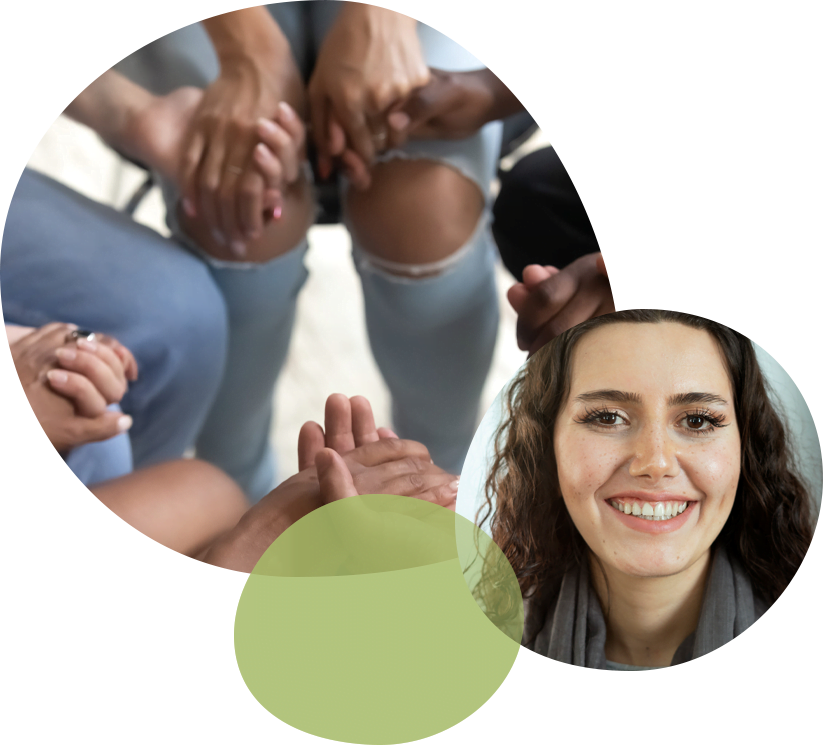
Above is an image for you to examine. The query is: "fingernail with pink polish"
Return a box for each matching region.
[182,198,196,217]
[55,347,76,361]
[212,229,226,246]
[278,101,295,121]
[117,415,133,432]
[272,206,282,221]
[388,111,410,130]
[449,479,460,492]
[230,240,247,257]
[76,338,97,352]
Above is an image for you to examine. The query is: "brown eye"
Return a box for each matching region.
[686,415,706,429]
[598,413,618,425]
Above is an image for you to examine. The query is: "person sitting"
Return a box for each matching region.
[112,2,514,494]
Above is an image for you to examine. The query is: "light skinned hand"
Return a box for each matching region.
[308,4,429,180]
[126,86,302,255]
[10,323,134,453]
[175,49,304,254]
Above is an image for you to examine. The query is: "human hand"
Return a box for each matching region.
[322,67,496,189]
[10,323,134,453]
[507,252,614,355]
[308,3,430,180]
[175,47,305,254]
[386,68,497,145]
[203,435,457,572]
[297,393,397,469]
[297,393,458,508]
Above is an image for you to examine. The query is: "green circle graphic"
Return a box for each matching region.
[234,494,523,744]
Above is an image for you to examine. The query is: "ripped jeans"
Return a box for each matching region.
[118,1,503,499]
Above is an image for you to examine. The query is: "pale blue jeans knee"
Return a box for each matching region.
[344,19,503,475]
[354,219,499,475]
[1,169,229,486]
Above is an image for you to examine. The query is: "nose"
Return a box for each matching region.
[628,423,680,482]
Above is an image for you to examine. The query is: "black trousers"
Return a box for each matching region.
[492,146,599,281]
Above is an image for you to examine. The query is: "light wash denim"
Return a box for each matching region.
[116,1,503,497]
[0,169,228,486]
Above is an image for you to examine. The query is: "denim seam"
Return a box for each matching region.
[349,209,492,286]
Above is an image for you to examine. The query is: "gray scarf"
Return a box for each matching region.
[524,545,768,668]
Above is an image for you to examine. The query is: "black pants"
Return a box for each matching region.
[492,146,599,281]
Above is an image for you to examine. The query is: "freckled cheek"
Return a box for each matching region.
[555,431,625,505]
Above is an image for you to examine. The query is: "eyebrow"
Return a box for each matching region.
[575,390,729,406]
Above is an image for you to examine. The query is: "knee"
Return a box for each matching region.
[345,160,485,275]
[177,458,250,533]
[134,259,228,389]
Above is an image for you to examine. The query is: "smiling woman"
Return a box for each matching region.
[477,310,817,669]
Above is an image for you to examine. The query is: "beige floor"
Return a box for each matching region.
[26,115,550,479]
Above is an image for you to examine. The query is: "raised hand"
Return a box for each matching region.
[297,393,454,505]
[297,393,396,470]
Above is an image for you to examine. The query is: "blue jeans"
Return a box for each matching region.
[116,1,503,498]
[1,169,229,486]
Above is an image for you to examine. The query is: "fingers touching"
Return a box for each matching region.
[316,448,358,504]
[298,394,391,471]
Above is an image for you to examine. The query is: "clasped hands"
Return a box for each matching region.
[203,393,459,572]
[9,323,137,453]
[133,6,506,258]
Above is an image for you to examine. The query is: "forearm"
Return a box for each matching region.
[202,6,291,66]
[64,70,154,155]
[335,1,418,32]
[5,324,36,344]
[476,68,524,121]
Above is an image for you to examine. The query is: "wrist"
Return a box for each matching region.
[339,2,417,33]
[5,324,36,345]
[478,68,523,122]
[117,93,162,169]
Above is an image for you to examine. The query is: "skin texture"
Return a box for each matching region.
[553,322,742,665]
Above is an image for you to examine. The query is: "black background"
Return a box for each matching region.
[0,2,821,741]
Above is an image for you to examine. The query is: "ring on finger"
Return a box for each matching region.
[67,328,97,344]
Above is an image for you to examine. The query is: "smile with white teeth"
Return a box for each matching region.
[608,500,689,521]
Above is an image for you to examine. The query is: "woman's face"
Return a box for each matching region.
[553,322,741,579]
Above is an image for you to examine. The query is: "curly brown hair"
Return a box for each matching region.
[479,310,816,616]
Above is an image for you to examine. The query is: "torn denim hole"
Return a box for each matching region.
[350,209,492,285]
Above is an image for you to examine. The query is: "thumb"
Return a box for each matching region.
[316,448,358,504]
[75,412,133,444]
